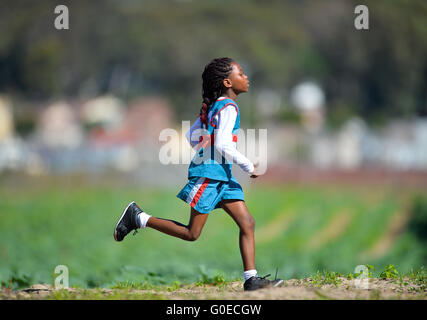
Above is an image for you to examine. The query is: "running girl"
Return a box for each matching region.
[113,57,283,291]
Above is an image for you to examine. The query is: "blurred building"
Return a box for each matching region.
[81,96,175,175]
[36,101,84,149]
[0,97,30,172]
[0,96,14,140]
[1,93,426,180]
[80,95,125,131]
[377,119,427,170]
[290,81,325,133]
[310,118,365,169]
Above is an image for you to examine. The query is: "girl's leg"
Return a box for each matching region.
[220,199,256,271]
[146,207,209,242]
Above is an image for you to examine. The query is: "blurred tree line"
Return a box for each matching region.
[0,0,426,126]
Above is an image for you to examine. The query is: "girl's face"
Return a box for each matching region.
[224,62,249,94]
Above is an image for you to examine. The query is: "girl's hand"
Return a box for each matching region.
[250,163,260,178]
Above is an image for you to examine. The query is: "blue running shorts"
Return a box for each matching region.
[177,176,245,214]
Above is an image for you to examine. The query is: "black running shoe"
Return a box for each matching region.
[243,274,284,291]
[114,201,142,242]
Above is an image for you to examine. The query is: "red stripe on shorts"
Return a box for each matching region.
[190,178,210,208]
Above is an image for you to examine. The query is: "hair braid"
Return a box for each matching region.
[199,57,234,128]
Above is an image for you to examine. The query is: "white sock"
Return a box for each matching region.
[243,269,258,281]
[137,211,151,228]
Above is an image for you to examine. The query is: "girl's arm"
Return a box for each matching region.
[185,117,203,148]
[213,106,255,175]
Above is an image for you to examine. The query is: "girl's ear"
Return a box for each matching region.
[223,78,232,88]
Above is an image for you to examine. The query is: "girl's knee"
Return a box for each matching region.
[185,229,201,241]
[248,215,255,231]
[186,234,199,242]
[241,215,255,233]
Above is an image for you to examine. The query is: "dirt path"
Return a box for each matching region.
[2,278,425,300]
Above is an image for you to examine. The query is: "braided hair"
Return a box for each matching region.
[200,57,234,128]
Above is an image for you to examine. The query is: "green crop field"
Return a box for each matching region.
[0,177,425,290]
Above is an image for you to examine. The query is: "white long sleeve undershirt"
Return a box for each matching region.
[185,104,255,175]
